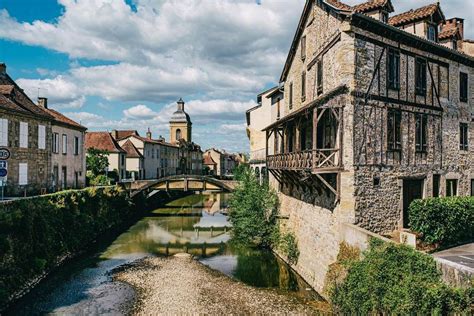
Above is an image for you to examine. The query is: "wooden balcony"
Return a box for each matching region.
[267,148,340,173]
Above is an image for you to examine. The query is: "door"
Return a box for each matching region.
[403,179,424,228]
[53,166,59,191]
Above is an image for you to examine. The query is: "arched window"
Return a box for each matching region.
[255,167,260,180]
[176,129,182,140]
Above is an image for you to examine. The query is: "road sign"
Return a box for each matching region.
[0,168,7,177]
[0,161,6,168]
[0,148,10,160]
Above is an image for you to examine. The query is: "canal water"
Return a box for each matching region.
[5,193,322,315]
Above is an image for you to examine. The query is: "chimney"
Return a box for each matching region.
[111,130,118,139]
[0,63,5,75]
[445,17,464,39]
[177,98,185,111]
[38,97,48,109]
[146,127,152,139]
[158,135,165,142]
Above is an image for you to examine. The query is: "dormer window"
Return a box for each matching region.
[427,24,437,41]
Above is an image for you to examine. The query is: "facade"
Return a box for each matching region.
[120,139,144,180]
[0,64,53,195]
[116,131,179,180]
[203,152,218,175]
[43,101,87,190]
[246,86,284,182]
[262,0,473,293]
[85,132,127,181]
[203,148,238,176]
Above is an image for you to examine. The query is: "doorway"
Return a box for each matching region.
[402,179,424,228]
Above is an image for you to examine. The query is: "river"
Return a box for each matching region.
[5,192,323,315]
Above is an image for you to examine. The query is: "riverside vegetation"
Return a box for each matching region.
[0,186,133,309]
[228,168,300,265]
[328,239,473,314]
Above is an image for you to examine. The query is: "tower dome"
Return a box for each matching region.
[169,98,192,143]
[170,98,192,124]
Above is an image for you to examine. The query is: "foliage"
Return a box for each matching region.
[0,187,133,308]
[277,232,300,265]
[228,168,279,248]
[233,163,250,181]
[88,174,112,186]
[330,239,473,315]
[86,148,110,176]
[409,196,474,247]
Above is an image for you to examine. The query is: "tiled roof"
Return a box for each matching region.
[389,3,442,27]
[326,0,393,13]
[0,94,31,114]
[0,72,53,119]
[116,130,139,139]
[85,132,126,153]
[439,23,460,40]
[123,134,179,148]
[203,154,217,165]
[121,139,144,159]
[44,108,87,130]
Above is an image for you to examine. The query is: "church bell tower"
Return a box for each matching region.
[169,98,192,143]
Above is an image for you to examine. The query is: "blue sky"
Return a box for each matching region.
[1,0,472,153]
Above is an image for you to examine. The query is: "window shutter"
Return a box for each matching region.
[0,119,8,146]
[19,122,28,148]
[38,125,46,149]
[19,163,28,185]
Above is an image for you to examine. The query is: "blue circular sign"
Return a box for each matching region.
[0,168,7,177]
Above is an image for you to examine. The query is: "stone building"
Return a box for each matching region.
[246,86,284,182]
[169,98,203,175]
[263,0,473,294]
[85,132,127,181]
[0,64,53,195]
[115,130,179,180]
[203,148,239,177]
[42,100,87,190]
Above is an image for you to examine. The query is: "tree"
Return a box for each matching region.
[86,148,109,176]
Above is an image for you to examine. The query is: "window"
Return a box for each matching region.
[317,59,323,95]
[433,174,440,198]
[38,125,46,149]
[0,118,7,146]
[460,123,468,151]
[121,154,125,166]
[301,35,306,60]
[19,163,28,185]
[471,179,474,196]
[460,72,468,102]
[74,136,79,155]
[381,11,388,23]
[62,134,67,154]
[427,24,436,41]
[446,179,458,197]
[387,109,401,151]
[452,39,458,50]
[289,82,293,109]
[387,49,400,89]
[301,71,306,102]
[415,58,427,96]
[415,114,428,152]
[176,129,182,140]
[19,122,28,148]
[52,133,59,153]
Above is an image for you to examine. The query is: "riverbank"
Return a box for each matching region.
[115,254,330,315]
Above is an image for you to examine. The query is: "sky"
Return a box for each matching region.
[0,0,473,153]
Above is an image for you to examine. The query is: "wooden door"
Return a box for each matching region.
[403,179,424,228]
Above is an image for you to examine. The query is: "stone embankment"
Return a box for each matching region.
[115,254,329,315]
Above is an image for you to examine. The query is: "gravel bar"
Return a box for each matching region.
[114,253,329,315]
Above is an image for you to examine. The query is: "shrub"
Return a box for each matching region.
[228,168,279,247]
[0,187,133,308]
[233,163,250,181]
[409,196,474,247]
[330,240,473,314]
[277,232,300,265]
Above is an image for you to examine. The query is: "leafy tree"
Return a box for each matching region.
[86,148,109,176]
[233,163,250,181]
[228,168,278,247]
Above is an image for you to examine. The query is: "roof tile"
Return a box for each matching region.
[85,132,126,153]
[389,3,442,27]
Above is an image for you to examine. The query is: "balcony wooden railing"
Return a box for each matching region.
[267,149,340,171]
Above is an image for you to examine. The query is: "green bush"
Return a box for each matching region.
[233,163,250,181]
[0,187,133,308]
[228,168,279,247]
[277,232,300,265]
[409,197,474,247]
[330,240,473,314]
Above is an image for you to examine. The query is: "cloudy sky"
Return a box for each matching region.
[0,0,472,153]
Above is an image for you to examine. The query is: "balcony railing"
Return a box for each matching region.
[267,149,339,171]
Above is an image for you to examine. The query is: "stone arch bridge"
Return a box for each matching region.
[125,175,238,198]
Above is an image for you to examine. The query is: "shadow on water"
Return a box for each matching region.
[5,192,322,315]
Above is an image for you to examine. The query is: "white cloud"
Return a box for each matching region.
[123,104,159,119]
